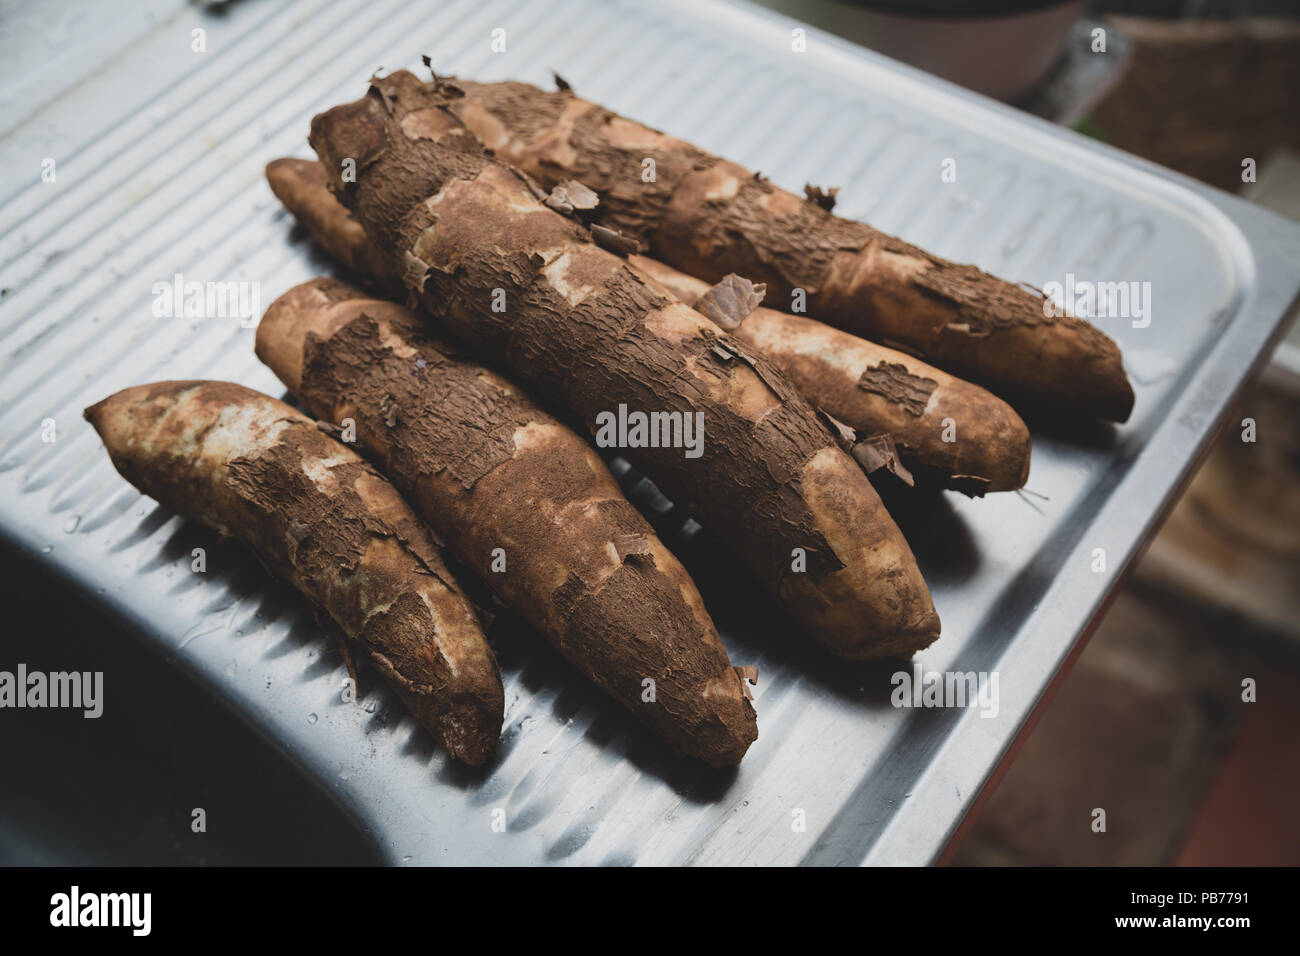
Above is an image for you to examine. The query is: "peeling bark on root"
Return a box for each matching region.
[266,158,1028,495]
[257,280,758,765]
[449,78,1133,423]
[630,257,1031,494]
[309,71,940,659]
[84,381,503,765]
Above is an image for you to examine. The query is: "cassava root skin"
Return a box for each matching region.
[266,157,1028,494]
[629,257,1032,494]
[447,77,1134,423]
[266,158,401,289]
[84,381,503,765]
[308,71,940,660]
[267,157,394,283]
[257,278,758,765]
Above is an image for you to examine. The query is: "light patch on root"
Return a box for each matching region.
[865,239,929,284]
[737,311,866,378]
[641,302,715,344]
[298,444,357,490]
[420,172,487,218]
[703,672,741,702]
[700,170,742,203]
[370,315,421,359]
[511,419,568,454]
[800,445,892,572]
[551,493,630,580]
[478,163,551,215]
[759,187,810,218]
[627,255,710,304]
[821,239,930,313]
[686,353,782,424]
[541,248,599,306]
[356,564,397,619]
[416,590,461,679]
[201,401,294,465]
[400,108,464,143]
[476,370,518,398]
[579,444,611,479]
[603,115,673,153]
[513,98,588,170]
[453,100,509,152]
[129,384,206,459]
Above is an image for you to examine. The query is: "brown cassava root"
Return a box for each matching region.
[256,279,758,765]
[308,71,941,660]
[447,77,1134,423]
[627,259,1031,495]
[84,381,503,765]
[266,157,1029,494]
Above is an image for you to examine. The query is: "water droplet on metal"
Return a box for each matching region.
[307,713,318,725]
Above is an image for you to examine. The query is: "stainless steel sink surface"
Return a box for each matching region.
[1,0,1297,865]
[0,551,383,865]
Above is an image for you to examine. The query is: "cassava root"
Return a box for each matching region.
[446,76,1134,422]
[85,380,504,764]
[266,157,1030,494]
[256,278,758,765]
[307,71,940,659]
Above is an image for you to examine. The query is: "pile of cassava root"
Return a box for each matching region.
[87,70,1131,767]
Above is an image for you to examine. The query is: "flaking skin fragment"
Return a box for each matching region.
[803,183,839,212]
[853,433,916,487]
[858,362,939,418]
[590,223,640,256]
[694,273,766,331]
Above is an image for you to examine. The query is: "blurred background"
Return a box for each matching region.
[1,0,1296,865]
[749,0,1300,866]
